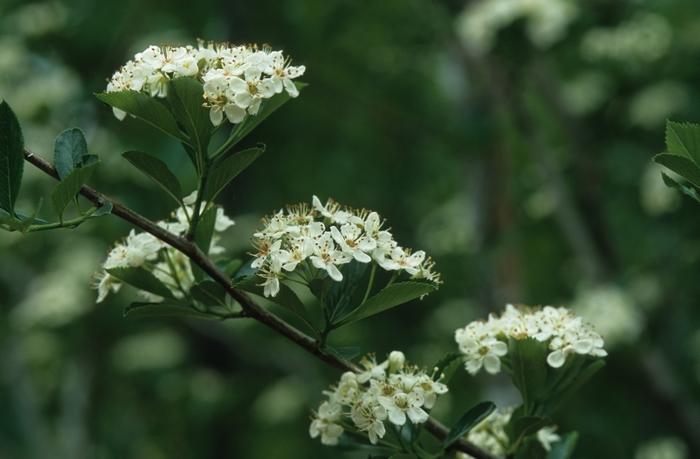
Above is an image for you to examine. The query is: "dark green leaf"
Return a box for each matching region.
[107,267,176,299]
[192,205,218,281]
[507,338,549,412]
[223,259,244,276]
[190,280,227,306]
[51,161,98,218]
[54,127,88,180]
[654,153,700,188]
[547,432,578,459]
[0,100,24,216]
[326,346,362,361]
[443,401,496,448]
[204,146,265,201]
[95,90,185,142]
[432,352,464,382]
[167,77,212,166]
[509,416,550,449]
[665,121,700,164]
[327,261,368,323]
[122,151,182,204]
[124,301,213,319]
[224,82,306,150]
[336,281,436,326]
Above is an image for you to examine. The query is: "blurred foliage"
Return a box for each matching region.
[1,0,699,458]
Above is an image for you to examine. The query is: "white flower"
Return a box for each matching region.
[350,399,387,444]
[330,224,376,263]
[260,270,281,298]
[388,350,406,372]
[123,229,162,267]
[309,401,344,446]
[537,426,561,452]
[95,272,121,303]
[310,233,351,281]
[379,390,428,426]
[456,329,508,375]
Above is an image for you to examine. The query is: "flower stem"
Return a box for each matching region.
[361,262,377,303]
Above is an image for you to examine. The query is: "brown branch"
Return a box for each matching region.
[22,148,498,459]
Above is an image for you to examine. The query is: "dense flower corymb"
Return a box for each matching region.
[309,351,448,447]
[455,304,607,375]
[94,193,235,303]
[457,406,561,458]
[250,196,441,298]
[105,41,305,126]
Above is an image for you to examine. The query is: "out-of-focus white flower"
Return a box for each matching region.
[581,12,672,66]
[640,163,681,216]
[310,351,448,448]
[635,437,688,459]
[455,304,607,375]
[455,0,578,55]
[537,426,561,451]
[629,81,688,130]
[573,284,645,347]
[105,41,305,126]
[250,197,441,297]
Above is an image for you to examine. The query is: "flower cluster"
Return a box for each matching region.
[105,41,305,126]
[456,0,578,55]
[94,193,235,302]
[457,406,560,458]
[455,304,607,375]
[309,351,448,446]
[250,196,441,298]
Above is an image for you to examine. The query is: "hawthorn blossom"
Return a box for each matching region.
[249,197,441,298]
[454,304,607,375]
[105,41,305,126]
[310,351,448,448]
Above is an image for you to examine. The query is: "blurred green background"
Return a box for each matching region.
[1,0,699,457]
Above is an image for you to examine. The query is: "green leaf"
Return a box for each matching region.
[547,432,578,459]
[0,100,24,216]
[443,401,496,448]
[124,301,213,320]
[509,416,551,450]
[192,205,218,282]
[95,90,185,142]
[237,278,307,318]
[661,172,700,203]
[223,82,306,152]
[122,151,182,204]
[327,261,369,322]
[325,345,362,361]
[506,338,550,413]
[204,146,265,201]
[665,121,700,164]
[91,201,113,217]
[190,280,227,306]
[167,78,212,167]
[54,128,88,180]
[51,161,98,218]
[336,281,436,326]
[107,267,176,299]
[432,352,463,383]
[0,208,23,231]
[654,153,700,188]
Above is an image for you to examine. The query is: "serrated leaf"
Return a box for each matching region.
[54,128,88,180]
[204,146,264,201]
[122,151,182,204]
[223,82,306,152]
[107,267,176,299]
[95,90,185,142]
[654,153,700,188]
[168,78,211,167]
[124,301,213,320]
[336,281,436,326]
[443,401,496,448]
[0,100,24,216]
[51,161,98,218]
[547,432,578,459]
[665,121,700,164]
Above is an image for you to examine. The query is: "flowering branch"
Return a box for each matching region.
[21,148,498,459]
